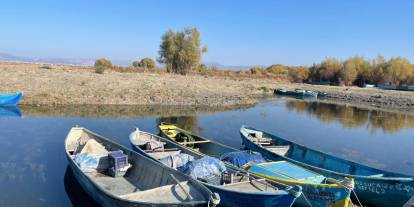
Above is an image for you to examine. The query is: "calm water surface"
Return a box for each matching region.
[1,98,414,207]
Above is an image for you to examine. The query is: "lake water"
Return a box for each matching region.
[1,98,414,207]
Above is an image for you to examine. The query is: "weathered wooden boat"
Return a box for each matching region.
[130,128,301,207]
[156,124,353,207]
[274,89,318,99]
[65,127,218,207]
[0,106,22,117]
[240,125,414,207]
[0,92,23,106]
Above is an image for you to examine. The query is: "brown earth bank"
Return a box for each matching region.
[1,62,414,111]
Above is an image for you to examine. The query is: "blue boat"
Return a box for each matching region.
[0,106,22,117]
[240,125,414,207]
[130,128,301,207]
[0,92,23,106]
[155,124,354,207]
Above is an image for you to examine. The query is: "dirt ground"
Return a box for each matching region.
[1,62,414,111]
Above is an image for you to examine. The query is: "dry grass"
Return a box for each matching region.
[1,61,414,111]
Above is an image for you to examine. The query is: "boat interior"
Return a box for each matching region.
[65,127,209,204]
[132,130,291,193]
[241,127,407,178]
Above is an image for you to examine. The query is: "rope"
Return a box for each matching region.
[301,193,314,207]
[352,189,364,207]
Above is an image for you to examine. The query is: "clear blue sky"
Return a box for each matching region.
[1,0,413,66]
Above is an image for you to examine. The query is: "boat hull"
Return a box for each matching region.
[240,126,414,207]
[131,144,297,207]
[0,92,23,106]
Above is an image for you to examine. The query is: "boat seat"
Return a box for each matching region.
[120,181,205,203]
[367,174,384,178]
[148,150,182,160]
[180,140,210,145]
[264,145,290,156]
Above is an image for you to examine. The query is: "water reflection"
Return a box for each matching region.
[64,166,99,207]
[0,106,22,117]
[19,104,251,118]
[286,100,414,133]
[157,116,202,133]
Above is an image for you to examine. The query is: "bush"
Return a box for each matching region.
[39,65,53,69]
[94,58,112,74]
[95,66,106,74]
[94,58,112,68]
[133,58,156,69]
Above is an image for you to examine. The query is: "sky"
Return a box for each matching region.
[0,0,413,66]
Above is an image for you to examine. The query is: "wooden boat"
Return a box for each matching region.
[274,89,318,99]
[240,125,414,207]
[0,106,22,117]
[65,127,218,207]
[157,124,354,207]
[0,92,23,106]
[130,128,301,207]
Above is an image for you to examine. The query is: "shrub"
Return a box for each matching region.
[95,66,106,74]
[94,58,112,68]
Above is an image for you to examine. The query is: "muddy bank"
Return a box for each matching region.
[1,62,414,111]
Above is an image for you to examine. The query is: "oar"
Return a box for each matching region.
[170,174,193,201]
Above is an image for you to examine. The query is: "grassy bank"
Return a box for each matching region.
[1,62,414,111]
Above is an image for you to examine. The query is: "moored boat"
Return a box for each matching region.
[0,106,22,117]
[274,89,318,99]
[65,127,218,207]
[157,124,353,207]
[240,125,414,207]
[0,92,23,106]
[130,128,301,207]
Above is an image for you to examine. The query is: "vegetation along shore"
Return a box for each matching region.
[2,27,414,111]
[1,61,414,112]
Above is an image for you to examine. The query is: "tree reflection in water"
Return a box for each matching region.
[286,100,414,133]
[157,116,203,134]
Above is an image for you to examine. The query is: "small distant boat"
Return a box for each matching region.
[274,89,318,99]
[0,106,22,117]
[240,125,414,207]
[65,127,218,207]
[156,124,353,207]
[0,92,23,106]
[131,127,301,207]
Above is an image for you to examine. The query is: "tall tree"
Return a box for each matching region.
[158,28,207,75]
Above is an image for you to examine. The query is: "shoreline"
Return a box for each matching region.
[1,61,414,112]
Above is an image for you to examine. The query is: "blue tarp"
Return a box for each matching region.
[179,156,226,181]
[220,150,266,168]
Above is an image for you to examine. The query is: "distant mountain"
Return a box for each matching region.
[203,61,265,71]
[0,52,134,66]
[0,52,262,69]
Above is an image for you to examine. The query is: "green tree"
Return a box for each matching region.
[158,28,207,75]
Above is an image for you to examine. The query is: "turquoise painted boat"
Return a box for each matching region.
[274,89,318,99]
[240,125,414,207]
[157,124,353,207]
[130,128,301,207]
[0,92,23,106]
